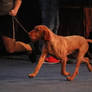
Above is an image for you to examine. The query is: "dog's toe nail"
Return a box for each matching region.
[28,73,35,78]
[66,77,72,81]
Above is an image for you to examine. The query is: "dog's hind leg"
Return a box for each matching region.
[67,58,81,81]
[82,57,92,72]
[67,45,89,81]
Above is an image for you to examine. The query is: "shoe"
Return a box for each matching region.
[44,56,60,64]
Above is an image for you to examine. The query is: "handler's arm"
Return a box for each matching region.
[9,0,22,16]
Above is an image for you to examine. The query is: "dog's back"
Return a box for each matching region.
[64,35,88,52]
[46,34,89,58]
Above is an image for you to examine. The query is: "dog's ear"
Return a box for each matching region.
[44,29,50,40]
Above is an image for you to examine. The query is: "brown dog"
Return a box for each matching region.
[28,25,92,81]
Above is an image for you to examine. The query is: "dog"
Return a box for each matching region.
[28,25,92,81]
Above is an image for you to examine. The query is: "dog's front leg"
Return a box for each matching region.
[28,48,47,78]
[61,57,71,76]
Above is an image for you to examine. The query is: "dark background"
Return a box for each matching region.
[14,0,92,41]
[0,0,92,52]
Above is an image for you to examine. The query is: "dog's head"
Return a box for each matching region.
[29,25,50,42]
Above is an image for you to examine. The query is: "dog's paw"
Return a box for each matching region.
[28,73,36,78]
[62,72,71,76]
[66,76,73,81]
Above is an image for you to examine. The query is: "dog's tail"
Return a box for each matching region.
[87,39,92,43]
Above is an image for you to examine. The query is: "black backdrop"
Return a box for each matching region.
[16,0,92,42]
[0,0,92,52]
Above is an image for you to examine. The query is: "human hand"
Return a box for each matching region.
[9,9,18,16]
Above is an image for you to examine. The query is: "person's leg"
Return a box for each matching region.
[2,36,32,53]
[0,15,36,63]
[2,36,38,63]
[39,0,59,34]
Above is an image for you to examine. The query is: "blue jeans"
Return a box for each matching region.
[39,0,60,34]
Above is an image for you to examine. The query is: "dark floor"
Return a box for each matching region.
[0,54,92,92]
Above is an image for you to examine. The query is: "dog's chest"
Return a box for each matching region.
[46,41,65,57]
[46,42,55,54]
